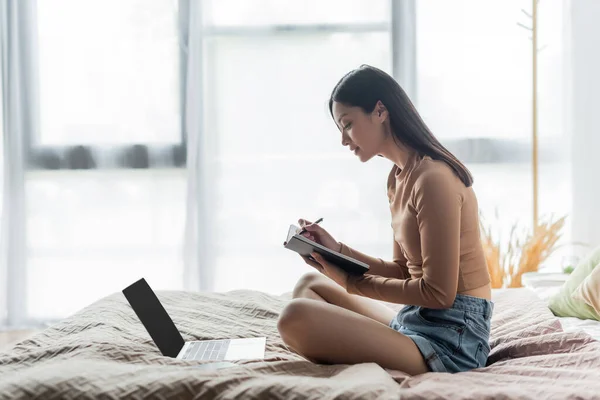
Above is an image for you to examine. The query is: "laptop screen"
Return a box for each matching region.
[122,278,185,358]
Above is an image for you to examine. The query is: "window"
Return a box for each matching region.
[24,0,187,320]
[32,0,183,169]
[416,0,571,268]
[9,0,407,322]
[201,0,397,292]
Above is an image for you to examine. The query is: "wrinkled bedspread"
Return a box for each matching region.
[1,288,599,399]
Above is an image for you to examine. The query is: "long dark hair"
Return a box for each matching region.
[329,65,473,187]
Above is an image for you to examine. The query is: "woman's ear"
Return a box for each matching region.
[374,100,387,122]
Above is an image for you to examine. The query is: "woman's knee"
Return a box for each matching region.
[277,298,315,343]
[292,272,326,298]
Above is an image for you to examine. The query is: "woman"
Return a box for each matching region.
[277,65,493,375]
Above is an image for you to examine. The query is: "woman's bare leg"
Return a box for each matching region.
[277,298,429,375]
[292,272,396,325]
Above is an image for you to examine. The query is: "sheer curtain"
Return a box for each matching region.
[1,0,29,327]
[569,0,600,258]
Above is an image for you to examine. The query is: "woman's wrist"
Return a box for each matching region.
[345,274,360,293]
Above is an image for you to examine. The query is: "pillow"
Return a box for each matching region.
[572,265,600,319]
[548,246,600,320]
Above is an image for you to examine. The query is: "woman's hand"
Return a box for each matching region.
[301,252,349,289]
[297,218,342,252]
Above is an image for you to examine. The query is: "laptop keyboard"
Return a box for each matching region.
[184,340,231,361]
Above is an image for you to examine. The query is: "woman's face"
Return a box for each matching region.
[331,101,387,162]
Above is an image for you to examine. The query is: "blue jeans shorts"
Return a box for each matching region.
[389,294,494,373]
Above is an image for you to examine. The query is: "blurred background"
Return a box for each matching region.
[1,0,598,328]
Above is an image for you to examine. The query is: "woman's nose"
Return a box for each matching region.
[341,133,350,147]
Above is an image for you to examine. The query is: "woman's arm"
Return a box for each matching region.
[338,240,410,280]
[345,168,462,309]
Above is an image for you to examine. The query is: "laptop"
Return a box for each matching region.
[122,278,266,363]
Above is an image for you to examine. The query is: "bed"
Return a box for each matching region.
[1,287,599,399]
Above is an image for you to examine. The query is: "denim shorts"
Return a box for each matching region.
[389,294,494,373]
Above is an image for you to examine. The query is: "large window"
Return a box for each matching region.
[3,0,571,325]
[22,0,399,318]
[25,0,186,320]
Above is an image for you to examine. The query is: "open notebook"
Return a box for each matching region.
[283,224,369,275]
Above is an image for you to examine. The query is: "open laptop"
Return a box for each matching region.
[122,278,266,363]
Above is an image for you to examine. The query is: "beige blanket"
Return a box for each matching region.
[1,288,599,399]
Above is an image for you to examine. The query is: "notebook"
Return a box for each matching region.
[283,224,369,275]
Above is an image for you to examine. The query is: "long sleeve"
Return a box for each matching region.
[346,167,463,309]
[339,240,410,280]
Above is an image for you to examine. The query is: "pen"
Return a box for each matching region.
[298,217,323,236]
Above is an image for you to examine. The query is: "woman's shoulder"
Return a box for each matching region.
[413,156,458,181]
[410,156,467,197]
[387,156,467,198]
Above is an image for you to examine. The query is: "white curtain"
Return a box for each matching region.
[182,0,213,292]
[569,0,600,256]
[1,0,30,327]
